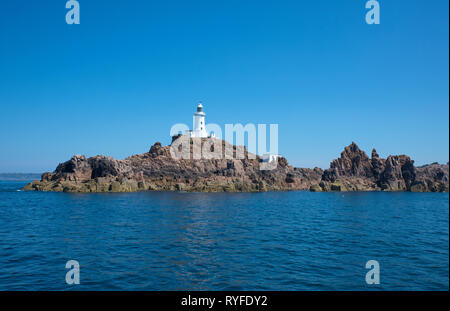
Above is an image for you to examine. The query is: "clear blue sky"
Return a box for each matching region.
[0,0,448,172]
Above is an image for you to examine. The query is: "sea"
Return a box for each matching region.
[0,180,448,290]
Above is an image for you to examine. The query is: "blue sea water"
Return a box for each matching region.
[0,180,448,291]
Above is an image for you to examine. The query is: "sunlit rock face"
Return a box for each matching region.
[24,139,448,193]
[24,137,321,193]
[317,143,448,192]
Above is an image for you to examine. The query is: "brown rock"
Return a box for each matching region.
[379,155,415,191]
[322,142,374,182]
[23,139,448,193]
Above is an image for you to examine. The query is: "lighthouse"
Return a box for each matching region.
[190,103,208,138]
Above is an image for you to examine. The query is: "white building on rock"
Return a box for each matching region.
[188,103,209,138]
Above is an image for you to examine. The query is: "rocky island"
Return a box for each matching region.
[23,137,448,193]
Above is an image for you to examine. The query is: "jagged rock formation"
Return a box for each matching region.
[311,142,448,192]
[23,139,448,193]
[412,162,450,192]
[24,137,322,193]
[321,142,374,183]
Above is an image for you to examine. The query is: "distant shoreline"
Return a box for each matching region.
[0,173,42,181]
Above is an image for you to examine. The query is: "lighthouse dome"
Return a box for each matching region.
[197,103,203,112]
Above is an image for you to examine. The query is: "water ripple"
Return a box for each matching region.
[0,181,448,290]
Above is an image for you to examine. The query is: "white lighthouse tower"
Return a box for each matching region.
[190,102,208,138]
